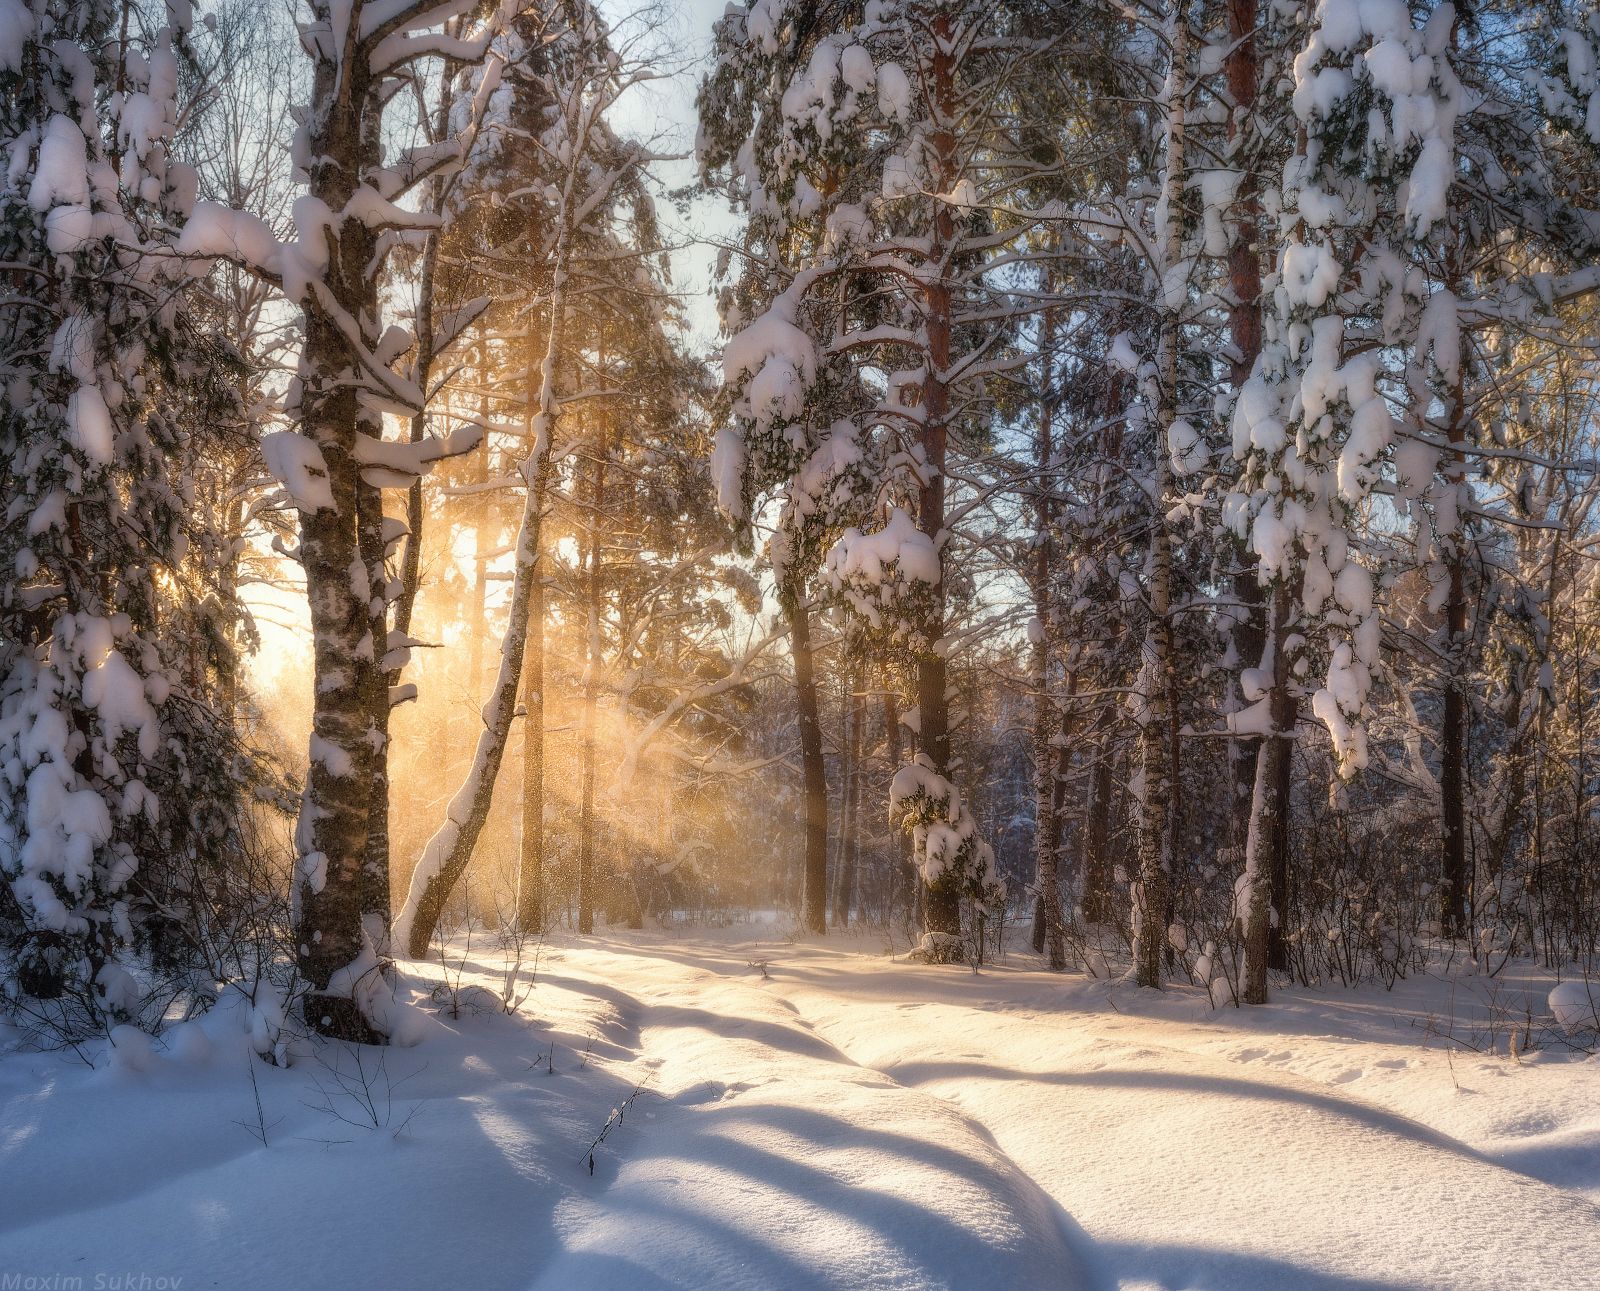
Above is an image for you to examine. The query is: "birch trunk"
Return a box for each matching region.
[293,6,385,1039]
[394,238,572,959]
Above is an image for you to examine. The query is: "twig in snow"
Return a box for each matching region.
[234,1050,282,1146]
[582,1074,656,1175]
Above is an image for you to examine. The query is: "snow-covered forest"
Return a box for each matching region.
[2,0,1600,1286]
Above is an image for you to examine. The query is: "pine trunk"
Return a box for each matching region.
[1081,740,1115,925]
[789,593,829,934]
[1440,291,1470,941]
[917,14,962,959]
[1030,303,1066,970]
[1032,647,1066,970]
[517,517,546,933]
[834,681,863,929]
[884,688,916,931]
[1224,0,1273,877]
[1134,8,1189,989]
[1242,583,1295,1003]
[577,416,608,937]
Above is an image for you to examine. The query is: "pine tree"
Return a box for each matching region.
[0,0,268,1030]
[704,0,1079,958]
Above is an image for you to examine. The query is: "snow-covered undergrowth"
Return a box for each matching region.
[2,928,1597,1290]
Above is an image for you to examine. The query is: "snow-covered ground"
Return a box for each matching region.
[2,926,1597,1290]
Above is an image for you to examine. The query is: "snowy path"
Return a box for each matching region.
[527,959,1086,1289]
[1,929,1597,1290]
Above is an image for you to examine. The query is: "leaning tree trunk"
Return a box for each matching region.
[467,423,490,688]
[390,41,459,655]
[394,217,573,959]
[788,591,829,934]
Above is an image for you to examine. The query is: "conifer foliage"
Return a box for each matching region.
[0,0,270,1029]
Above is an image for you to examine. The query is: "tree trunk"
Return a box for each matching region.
[1224,0,1273,880]
[577,413,609,936]
[884,687,916,932]
[468,427,490,689]
[1029,300,1066,971]
[1439,277,1471,941]
[834,679,863,929]
[1242,583,1295,1003]
[1032,653,1068,972]
[1081,740,1115,925]
[355,35,392,949]
[394,198,574,958]
[789,592,829,934]
[1134,7,1189,989]
[1266,708,1295,972]
[292,16,385,1041]
[916,13,962,960]
[389,56,456,654]
[517,516,546,932]
[358,474,393,951]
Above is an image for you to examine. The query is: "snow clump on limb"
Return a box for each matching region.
[1225,0,1461,777]
[823,508,941,642]
[889,754,1005,918]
